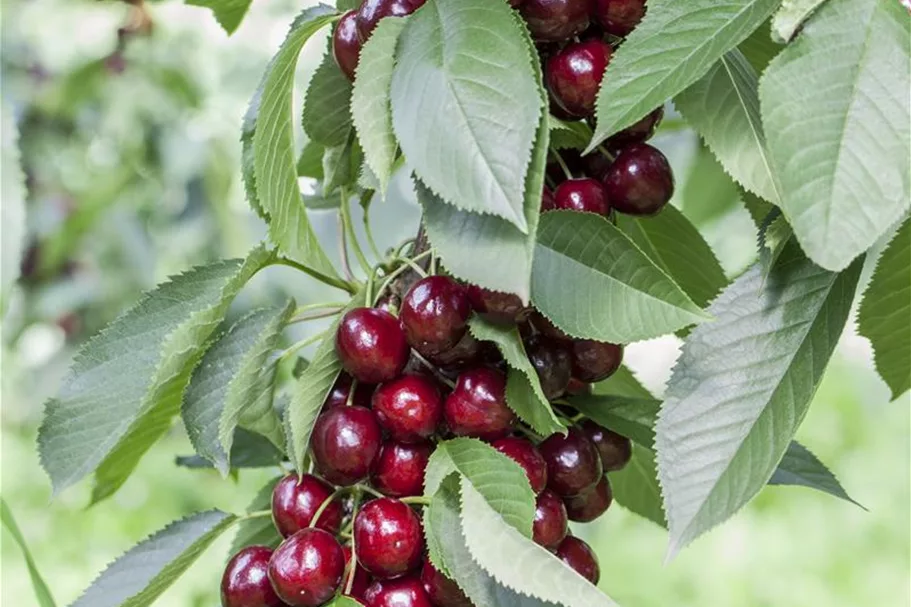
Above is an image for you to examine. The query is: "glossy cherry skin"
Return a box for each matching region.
[268,528,345,607]
[556,536,600,585]
[336,307,410,384]
[553,178,610,216]
[546,40,612,118]
[607,106,664,149]
[401,276,472,356]
[519,0,590,42]
[603,143,675,216]
[272,473,343,537]
[421,558,472,607]
[426,331,485,372]
[221,546,285,607]
[529,310,569,340]
[364,575,433,607]
[343,545,371,602]
[311,406,382,486]
[570,339,623,383]
[533,489,569,550]
[581,420,632,471]
[373,374,443,443]
[466,285,528,324]
[539,427,603,496]
[324,372,374,409]
[564,475,613,522]
[355,498,425,579]
[592,0,646,37]
[541,186,557,212]
[492,436,548,494]
[525,334,573,401]
[444,367,516,440]
[333,10,361,81]
[356,0,426,42]
[371,441,433,497]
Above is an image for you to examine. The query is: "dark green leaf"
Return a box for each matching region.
[769,441,862,508]
[738,20,783,72]
[1,498,56,607]
[175,428,285,470]
[549,118,592,150]
[303,53,354,147]
[609,445,666,527]
[187,0,253,34]
[322,131,363,194]
[297,139,325,179]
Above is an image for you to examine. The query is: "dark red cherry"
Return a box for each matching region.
[592,0,646,37]
[342,545,371,602]
[556,536,600,585]
[421,558,472,607]
[268,528,345,607]
[311,406,382,486]
[324,372,374,409]
[355,497,425,579]
[221,546,285,607]
[466,285,528,324]
[272,473,343,537]
[546,40,612,118]
[570,339,623,383]
[553,178,610,216]
[336,307,410,384]
[581,150,615,182]
[565,377,592,396]
[603,143,675,216]
[371,441,433,497]
[356,0,426,42]
[564,475,613,522]
[519,0,590,42]
[524,334,573,400]
[529,310,569,340]
[492,436,548,494]
[400,276,471,356]
[333,10,361,81]
[533,489,569,550]
[607,106,664,149]
[581,420,632,471]
[539,427,603,496]
[541,186,557,212]
[372,374,443,443]
[364,575,433,607]
[444,367,516,440]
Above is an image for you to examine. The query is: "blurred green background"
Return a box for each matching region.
[1,1,908,606]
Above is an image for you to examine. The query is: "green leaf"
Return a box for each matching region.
[251,5,340,279]
[769,441,862,508]
[70,511,236,607]
[609,444,666,527]
[738,20,783,72]
[741,188,775,229]
[549,118,592,150]
[39,247,273,500]
[187,0,252,34]
[467,317,566,436]
[297,138,325,179]
[858,220,911,400]
[592,365,652,399]
[391,0,541,231]
[303,53,354,147]
[322,131,363,194]
[656,240,863,556]
[758,209,793,277]
[771,0,829,42]
[680,142,742,227]
[325,597,367,607]
[568,393,660,449]
[617,204,728,308]
[531,211,709,343]
[352,18,406,195]
[241,87,267,220]
[759,0,910,271]
[229,477,283,554]
[588,0,781,151]
[1,498,56,607]
[1,102,25,304]
[336,0,359,11]
[175,428,285,470]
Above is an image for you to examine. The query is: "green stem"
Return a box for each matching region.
[400,495,431,506]
[309,487,347,530]
[241,509,273,521]
[362,203,384,262]
[337,210,355,282]
[372,250,433,306]
[340,188,372,275]
[275,258,357,294]
[552,150,573,180]
[596,144,616,162]
[344,491,363,595]
[515,424,544,442]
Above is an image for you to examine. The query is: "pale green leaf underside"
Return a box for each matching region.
[1,498,56,607]
[760,0,910,271]
[771,0,829,42]
[1,102,26,303]
[769,441,862,508]
[609,444,666,527]
[187,0,252,34]
[303,52,354,148]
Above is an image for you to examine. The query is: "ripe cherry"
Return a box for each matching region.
[539,427,603,496]
[571,339,623,383]
[529,310,569,340]
[555,536,600,585]
[372,374,443,443]
[356,0,425,42]
[607,106,664,149]
[592,0,646,37]
[492,437,548,494]
[525,334,573,400]
[221,546,284,607]
[342,545,371,602]
[421,558,472,607]
[603,143,675,216]
[371,441,433,497]
[541,186,557,212]
[311,406,382,486]
[268,528,345,607]
[364,575,433,607]
[564,475,613,522]
[466,285,528,324]
[272,473,343,537]
[546,39,612,118]
[553,178,610,216]
[444,367,516,440]
[425,331,485,372]
[400,276,471,356]
[519,0,590,42]
[533,489,569,550]
[581,420,632,471]
[324,372,374,409]
[355,497,425,579]
[336,307,410,384]
[333,11,361,81]
[565,377,592,396]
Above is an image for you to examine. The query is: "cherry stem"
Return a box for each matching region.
[372,250,434,306]
[362,202,384,262]
[411,350,456,389]
[242,509,272,521]
[399,496,431,506]
[275,258,358,294]
[345,379,359,406]
[515,424,544,442]
[309,487,347,530]
[344,489,363,595]
[340,188,372,276]
[596,144,616,162]
[552,150,574,181]
[337,211,355,282]
[355,483,385,499]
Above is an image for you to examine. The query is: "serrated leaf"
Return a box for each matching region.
[303,53,354,147]
[858,220,911,400]
[738,20,783,72]
[1,102,26,304]
[391,0,541,231]
[70,511,236,607]
[588,0,781,151]
[758,209,793,277]
[568,394,659,449]
[771,0,829,42]
[229,476,283,554]
[39,247,274,500]
[175,428,284,470]
[531,211,709,343]
[297,138,325,179]
[741,188,775,229]
[187,0,252,34]
[760,0,910,271]
[769,441,862,507]
[322,131,363,194]
[1,498,56,607]
[241,87,268,220]
[352,18,406,195]
[549,118,592,151]
[609,444,666,528]
[656,240,863,556]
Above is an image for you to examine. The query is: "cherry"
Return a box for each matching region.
[421,558,472,607]
[324,372,374,410]
[533,489,569,550]
[268,528,345,607]
[565,377,592,396]
[372,374,443,442]
[607,106,664,149]
[546,40,612,118]
[553,178,610,216]
[603,143,675,216]
[444,367,516,440]
[400,276,472,356]
[539,427,603,496]
[354,497,425,579]
[371,441,433,497]
[570,339,622,383]
[581,420,632,471]
[336,307,410,384]
[529,310,569,340]
[492,436,548,494]
[466,285,528,324]
[519,0,590,42]
[333,10,361,81]
[272,473,343,537]
[221,546,285,607]
[364,575,433,607]
[564,475,613,522]
[425,331,484,371]
[356,0,425,42]
[541,186,557,212]
[524,334,573,400]
[581,150,615,182]
[311,406,382,486]
[342,545,371,602]
[555,536,600,585]
[592,0,646,37]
